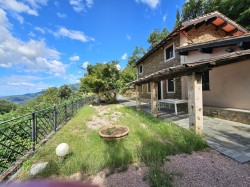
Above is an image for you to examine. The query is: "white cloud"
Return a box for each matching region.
[69,0,84,12]
[82,61,89,69]
[116,64,121,70]
[135,0,160,9]
[55,27,95,43]
[0,0,37,16]
[126,34,131,40]
[69,55,80,61]
[163,14,167,22]
[121,53,128,60]
[0,63,12,68]
[28,31,36,37]
[56,12,67,18]
[0,0,48,19]
[7,81,35,86]
[54,1,59,7]
[0,75,52,96]
[34,26,45,34]
[0,9,66,76]
[68,74,81,84]
[69,0,94,12]
[86,0,93,8]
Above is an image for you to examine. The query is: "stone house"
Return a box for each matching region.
[134,11,250,130]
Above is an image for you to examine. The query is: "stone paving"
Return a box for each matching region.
[119,98,250,163]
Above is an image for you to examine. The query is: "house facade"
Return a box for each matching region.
[135,11,250,124]
[136,31,183,102]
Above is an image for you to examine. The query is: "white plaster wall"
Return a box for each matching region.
[203,60,250,110]
[181,45,238,64]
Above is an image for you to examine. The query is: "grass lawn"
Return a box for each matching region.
[19,104,207,186]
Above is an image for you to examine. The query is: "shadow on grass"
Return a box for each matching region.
[103,138,133,174]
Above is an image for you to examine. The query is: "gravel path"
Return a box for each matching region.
[164,148,250,187]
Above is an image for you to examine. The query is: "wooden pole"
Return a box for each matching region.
[151,81,158,117]
[136,85,141,110]
[188,73,203,134]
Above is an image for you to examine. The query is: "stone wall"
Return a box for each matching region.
[138,35,181,78]
[186,24,227,44]
[137,35,182,100]
[204,106,250,125]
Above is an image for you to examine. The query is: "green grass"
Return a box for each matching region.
[19,104,207,186]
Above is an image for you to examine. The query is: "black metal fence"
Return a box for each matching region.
[0,96,96,177]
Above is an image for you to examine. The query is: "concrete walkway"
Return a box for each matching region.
[118,98,250,163]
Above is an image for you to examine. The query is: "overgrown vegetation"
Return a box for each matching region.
[0,99,16,115]
[19,105,207,186]
[0,84,82,122]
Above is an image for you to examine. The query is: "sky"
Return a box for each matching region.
[0,0,185,96]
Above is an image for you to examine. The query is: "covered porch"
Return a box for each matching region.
[132,50,250,135]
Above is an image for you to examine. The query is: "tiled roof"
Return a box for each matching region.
[182,11,248,33]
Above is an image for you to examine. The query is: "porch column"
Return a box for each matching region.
[151,81,158,117]
[188,72,203,134]
[135,85,141,110]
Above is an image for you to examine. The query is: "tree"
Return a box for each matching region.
[80,61,121,102]
[181,0,250,30]
[147,27,170,48]
[182,0,207,21]
[43,87,59,104]
[173,10,182,30]
[58,85,73,100]
[0,99,16,114]
[127,46,147,67]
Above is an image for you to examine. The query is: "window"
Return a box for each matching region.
[139,65,143,74]
[202,71,210,91]
[165,44,174,61]
[147,83,151,93]
[167,79,175,93]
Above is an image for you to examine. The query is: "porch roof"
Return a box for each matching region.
[131,49,250,85]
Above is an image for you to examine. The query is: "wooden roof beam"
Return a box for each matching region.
[199,47,213,54]
[216,21,228,31]
[195,21,205,29]
[184,25,194,32]
[228,28,238,36]
[179,51,188,56]
[206,17,217,25]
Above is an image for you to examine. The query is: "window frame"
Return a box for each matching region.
[139,65,143,74]
[166,78,176,93]
[164,43,175,62]
[147,83,151,93]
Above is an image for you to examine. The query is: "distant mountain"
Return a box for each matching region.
[1,83,80,103]
[0,91,44,103]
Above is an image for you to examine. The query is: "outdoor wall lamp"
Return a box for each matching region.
[225,47,234,53]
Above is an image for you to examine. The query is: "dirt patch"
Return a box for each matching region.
[86,105,123,130]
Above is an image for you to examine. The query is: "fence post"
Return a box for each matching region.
[75,100,78,112]
[64,103,67,121]
[31,111,36,151]
[71,101,74,115]
[53,106,57,132]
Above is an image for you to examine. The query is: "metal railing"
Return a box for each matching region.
[0,96,96,177]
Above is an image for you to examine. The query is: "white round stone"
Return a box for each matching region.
[56,143,69,157]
